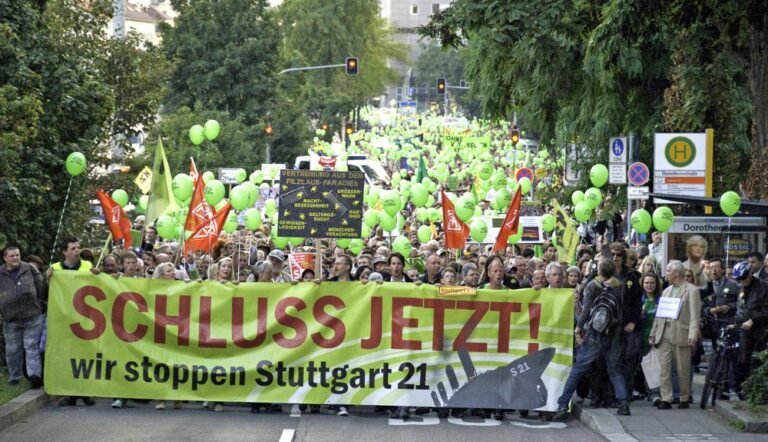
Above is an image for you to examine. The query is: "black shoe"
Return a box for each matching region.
[688,396,694,404]
[671,398,680,405]
[617,403,631,416]
[450,408,464,419]
[718,393,730,401]
[589,399,603,409]
[29,375,43,389]
[298,404,307,412]
[250,404,261,413]
[651,396,661,407]
[83,397,95,406]
[414,407,430,415]
[58,397,77,407]
[657,401,671,410]
[437,409,449,419]
[493,410,505,421]
[310,405,320,414]
[678,401,689,409]
[396,407,409,420]
[519,409,529,417]
[552,409,570,421]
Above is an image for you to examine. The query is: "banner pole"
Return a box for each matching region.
[49,176,73,264]
[95,233,112,269]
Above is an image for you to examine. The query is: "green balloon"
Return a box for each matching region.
[455,195,475,222]
[204,180,225,206]
[202,171,215,183]
[349,239,365,255]
[337,238,351,249]
[172,174,194,201]
[470,219,488,242]
[367,188,380,207]
[65,152,87,176]
[508,227,523,244]
[364,209,378,228]
[234,168,247,183]
[518,177,532,194]
[189,125,205,145]
[571,190,584,205]
[204,120,221,141]
[361,223,372,238]
[111,189,128,208]
[245,208,262,230]
[139,195,149,211]
[720,191,741,216]
[223,212,238,234]
[155,214,177,238]
[574,202,593,222]
[540,213,556,232]
[425,194,435,208]
[479,162,493,180]
[272,236,289,249]
[495,189,512,211]
[428,207,441,223]
[416,208,428,222]
[264,198,277,216]
[393,235,413,257]
[493,174,508,191]
[630,209,652,234]
[289,237,304,247]
[392,172,401,186]
[241,181,258,207]
[589,164,609,188]
[378,211,396,232]
[250,170,264,184]
[584,187,602,209]
[417,225,432,243]
[652,206,674,232]
[229,185,250,211]
[410,183,428,207]
[380,190,400,217]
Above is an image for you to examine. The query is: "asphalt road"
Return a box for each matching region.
[0,400,603,442]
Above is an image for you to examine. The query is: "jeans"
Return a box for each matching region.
[558,330,627,409]
[621,330,642,394]
[3,315,44,381]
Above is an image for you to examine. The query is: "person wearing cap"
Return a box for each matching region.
[731,260,768,399]
[267,249,292,282]
[372,255,387,273]
[437,249,449,267]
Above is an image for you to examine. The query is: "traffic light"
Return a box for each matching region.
[321,123,329,131]
[345,123,354,135]
[510,124,520,145]
[345,57,358,75]
[264,125,273,136]
[436,78,446,94]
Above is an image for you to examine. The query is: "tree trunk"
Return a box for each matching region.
[744,13,768,198]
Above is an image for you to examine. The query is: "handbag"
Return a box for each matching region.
[641,348,661,390]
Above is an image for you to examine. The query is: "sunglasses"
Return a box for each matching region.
[611,252,624,257]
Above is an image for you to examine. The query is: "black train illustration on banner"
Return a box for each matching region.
[431,347,555,409]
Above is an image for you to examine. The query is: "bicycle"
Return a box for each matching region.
[700,322,740,409]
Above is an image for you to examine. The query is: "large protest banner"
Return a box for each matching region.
[46,273,574,411]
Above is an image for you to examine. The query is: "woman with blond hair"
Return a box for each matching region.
[207,257,235,282]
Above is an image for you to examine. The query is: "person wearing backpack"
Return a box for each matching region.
[553,259,630,421]
[648,260,701,409]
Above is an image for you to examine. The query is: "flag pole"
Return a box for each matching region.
[95,233,113,269]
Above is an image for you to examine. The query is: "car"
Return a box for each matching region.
[293,155,390,187]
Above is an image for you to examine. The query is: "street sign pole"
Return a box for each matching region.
[627,132,635,240]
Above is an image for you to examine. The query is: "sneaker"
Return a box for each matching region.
[112,399,124,409]
[58,397,77,407]
[155,402,165,410]
[617,403,631,416]
[83,397,96,406]
[651,396,661,407]
[213,403,225,412]
[552,409,570,422]
[336,406,348,416]
[29,375,43,389]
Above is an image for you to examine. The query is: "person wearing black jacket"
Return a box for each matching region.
[606,242,643,397]
[732,261,768,399]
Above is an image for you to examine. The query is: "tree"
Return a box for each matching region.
[413,43,481,117]
[0,0,168,255]
[419,0,766,200]
[278,0,407,123]
[162,0,281,126]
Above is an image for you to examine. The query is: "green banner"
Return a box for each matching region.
[46,273,573,410]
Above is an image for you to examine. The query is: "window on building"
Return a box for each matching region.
[432,4,440,15]
[411,5,419,15]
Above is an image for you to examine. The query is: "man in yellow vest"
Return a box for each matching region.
[47,237,95,407]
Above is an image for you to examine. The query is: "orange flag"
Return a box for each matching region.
[493,187,522,252]
[96,190,133,248]
[184,169,215,233]
[189,157,199,183]
[185,202,231,254]
[441,190,470,250]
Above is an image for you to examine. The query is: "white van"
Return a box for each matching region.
[293,155,391,187]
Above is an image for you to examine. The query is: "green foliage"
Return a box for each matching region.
[419,0,760,202]
[743,349,768,409]
[413,43,481,117]
[0,0,168,257]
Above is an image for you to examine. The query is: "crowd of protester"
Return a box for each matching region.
[2,216,766,420]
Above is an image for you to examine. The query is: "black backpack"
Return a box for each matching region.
[588,280,622,335]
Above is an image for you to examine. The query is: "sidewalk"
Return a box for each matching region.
[575,374,766,442]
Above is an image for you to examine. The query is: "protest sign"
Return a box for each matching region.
[46,273,573,411]
[277,170,365,238]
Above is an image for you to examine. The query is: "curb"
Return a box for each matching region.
[573,403,638,442]
[0,389,52,433]
[714,400,768,433]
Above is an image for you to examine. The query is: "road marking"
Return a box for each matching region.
[446,417,501,426]
[387,417,440,426]
[279,429,295,442]
[509,420,567,429]
[290,404,301,418]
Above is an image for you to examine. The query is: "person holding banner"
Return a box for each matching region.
[382,253,412,283]
[648,260,701,410]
